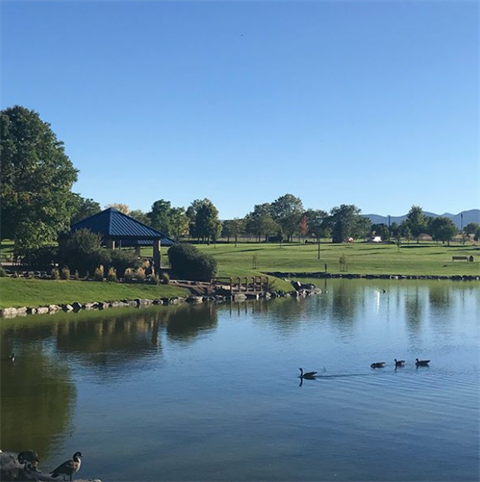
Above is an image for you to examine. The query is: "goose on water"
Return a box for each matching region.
[299,368,317,379]
[370,362,385,369]
[415,358,430,366]
[394,359,405,368]
[18,451,39,471]
[51,452,82,481]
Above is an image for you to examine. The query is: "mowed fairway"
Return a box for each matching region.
[193,241,480,278]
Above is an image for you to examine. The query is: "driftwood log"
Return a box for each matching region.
[0,452,101,482]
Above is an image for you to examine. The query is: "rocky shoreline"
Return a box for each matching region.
[0,280,323,319]
[2,272,478,319]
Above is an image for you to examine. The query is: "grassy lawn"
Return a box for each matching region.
[0,278,188,308]
[193,241,480,278]
[2,240,478,309]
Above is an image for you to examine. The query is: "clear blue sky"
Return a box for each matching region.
[1,0,478,218]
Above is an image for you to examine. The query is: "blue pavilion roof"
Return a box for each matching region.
[70,208,175,246]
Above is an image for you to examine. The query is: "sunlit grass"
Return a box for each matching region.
[0,278,188,308]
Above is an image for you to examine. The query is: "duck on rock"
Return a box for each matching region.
[50,452,82,481]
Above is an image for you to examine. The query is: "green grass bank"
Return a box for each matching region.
[0,278,188,309]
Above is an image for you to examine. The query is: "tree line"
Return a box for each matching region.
[2,106,479,252]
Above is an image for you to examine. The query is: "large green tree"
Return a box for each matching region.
[129,209,151,226]
[148,199,172,233]
[0,106,78,249]
[187,199,222,243]
[402,205,427,243]
[464,222,480,235]
[430,217,458,245]
[270,194,303,242]
[70,195,101,224]
[169,207,189,241]
[222,218,245,246]
[329,204,365,243]
[304,209,329,239]
[245,203,279,242]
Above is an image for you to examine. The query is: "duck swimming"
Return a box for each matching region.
[8,353,15,362]
[394,359,405,368]
[51,452,82,481]
[415,358,430,366]
[370,362,385,369]
[299,368,317,379]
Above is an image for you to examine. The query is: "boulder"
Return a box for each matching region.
[186,296,203,304]
[291,280,302,291]
[0,451,21,481]
[71,302,83,311]
[1,308,17,317]
[62,304,74,312]
[233,293,247,301]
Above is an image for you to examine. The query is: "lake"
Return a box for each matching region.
[1,279,479,481]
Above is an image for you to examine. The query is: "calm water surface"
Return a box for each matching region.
[1,280,479,482]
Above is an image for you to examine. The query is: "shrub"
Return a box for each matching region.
[109,250,140,276]
[0,266,7,277]
[106,267,117,282]
[61,266,70,280]
[124,267,134,282]
[94,265,104,281]
[62,229,141,277]
[339,254,348,272]
[161,272,170,285]
[150,274,160,285]
[168,243,217,281]
[22,245,59,270]
[51,268,60,280]
[135,267,146,282]
[64,229,105,276]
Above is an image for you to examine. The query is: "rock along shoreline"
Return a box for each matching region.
[0,285,321,319]
[1,272,478,319]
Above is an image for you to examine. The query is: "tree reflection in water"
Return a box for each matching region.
[0,343,75,459]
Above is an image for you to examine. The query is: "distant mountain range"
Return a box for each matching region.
[364,209,480,229]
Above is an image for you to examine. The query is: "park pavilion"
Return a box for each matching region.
[61,207,175,270]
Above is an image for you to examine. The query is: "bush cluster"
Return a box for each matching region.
[168,243,217,281]
[22,245,59,270]
[63,229,140,276]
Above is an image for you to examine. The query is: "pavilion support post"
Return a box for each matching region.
[135,246,141,257]
[153,239,161,273]
[107,239,116,250]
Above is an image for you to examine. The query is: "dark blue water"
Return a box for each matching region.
[1,280,479,481]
